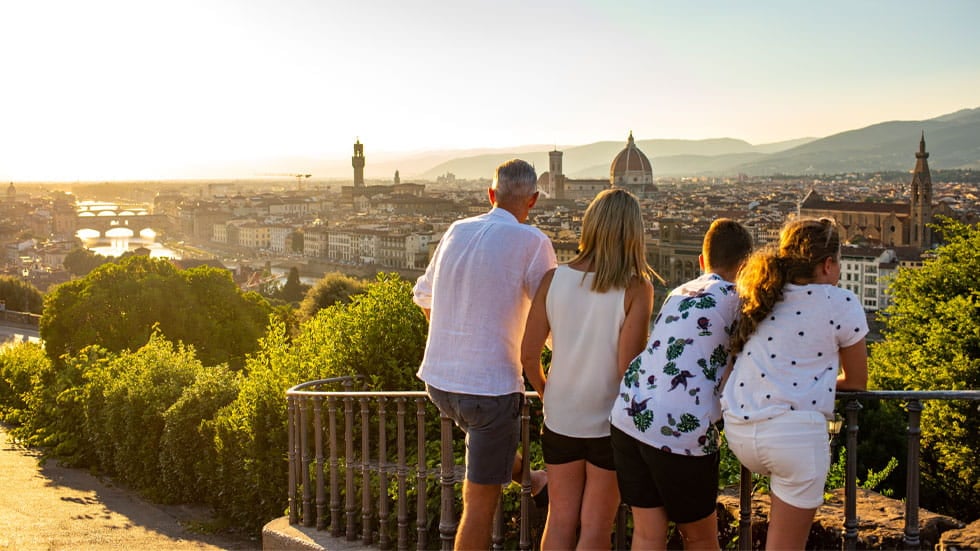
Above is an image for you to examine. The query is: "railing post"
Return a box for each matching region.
[378,397,390,550]
[492,496,504,550]
[396,398,409,551]
[328,396,341,536]
[844,399,862,550]
[361,397,374,545]
[438,414,457,550]
[738,464,752,551]
[519,399,532,551]
[416,397,428,550]
[345,394,356,540]
[314,397,326,530]
[301,398,313,526]
[615,503,629,550]
[904,399,923,550]
[287,396,298,524]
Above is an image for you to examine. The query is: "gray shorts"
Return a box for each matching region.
[426,384,524,485]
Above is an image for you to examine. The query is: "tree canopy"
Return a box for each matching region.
[62,247,112,277]
[0,275,43,313]
[870,217,980,520]
[40,255,272,369]
[297,271,367,321]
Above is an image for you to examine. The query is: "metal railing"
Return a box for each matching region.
[287,379,980,550]
[736,390,980,551]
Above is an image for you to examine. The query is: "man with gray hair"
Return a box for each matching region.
[414,158,557,549]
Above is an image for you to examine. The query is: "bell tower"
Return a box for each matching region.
[352,139,365,188]
[909,132,933,249]
[548,148,564,199]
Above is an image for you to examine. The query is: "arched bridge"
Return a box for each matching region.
[75,212,170,237]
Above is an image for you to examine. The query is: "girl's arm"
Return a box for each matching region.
[521,269,556,399]
[617,276,655,378]
[837,338,868,391]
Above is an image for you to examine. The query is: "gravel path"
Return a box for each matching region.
[0,426,258,551]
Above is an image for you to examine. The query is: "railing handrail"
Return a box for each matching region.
[287,388,543,399]
[287,388,980,400]
[837,389,980,400]
[285,385,979,550]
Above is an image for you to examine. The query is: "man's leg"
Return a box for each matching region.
[456,479,502,551]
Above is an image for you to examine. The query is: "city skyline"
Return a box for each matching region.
[1,0,978,182]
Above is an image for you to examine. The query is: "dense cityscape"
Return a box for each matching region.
[3,133,978,318]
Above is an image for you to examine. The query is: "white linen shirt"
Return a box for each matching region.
[414,207,557,396]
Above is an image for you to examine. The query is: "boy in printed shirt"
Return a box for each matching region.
[609,219,752,550]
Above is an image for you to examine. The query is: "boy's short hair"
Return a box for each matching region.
[703,218,753,272]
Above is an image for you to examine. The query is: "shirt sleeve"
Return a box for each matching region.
[525,233,558,298]
[413,234,445,309]
[835,290,869,348]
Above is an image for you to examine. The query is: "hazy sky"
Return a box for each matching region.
[1,0,978,181]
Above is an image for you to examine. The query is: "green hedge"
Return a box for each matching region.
[0,273,428,536]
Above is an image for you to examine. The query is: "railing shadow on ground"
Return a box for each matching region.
[285,378,980,551]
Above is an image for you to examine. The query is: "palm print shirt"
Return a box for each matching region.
[609,273,738,456]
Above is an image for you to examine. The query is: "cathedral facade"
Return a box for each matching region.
[800,133,935,249]
[539,132,657,201]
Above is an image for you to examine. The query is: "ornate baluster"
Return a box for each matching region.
[519,399,532,551]
[439,414,457,550]
[904,399,923,549]
[416,397,428,550]
[738,465,752,551]
[345,394,356,540]
[287,396,298,524]
[844,400,862,550]
[301,398,313,526]
[396,398,409,551]
[378,397,390,549]
[491,495,504,550]
[314,397,326,530]
[328,396,341,536]
[361,397,373,545]
[615,503,629,550]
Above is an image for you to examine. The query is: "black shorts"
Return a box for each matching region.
[610,425,719,524]
[541,423,616,470]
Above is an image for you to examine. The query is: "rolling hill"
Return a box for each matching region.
[412,107,980,179]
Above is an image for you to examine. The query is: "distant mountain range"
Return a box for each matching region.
[254,107,980,181]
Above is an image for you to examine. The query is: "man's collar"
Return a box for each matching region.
[489,206,520,223]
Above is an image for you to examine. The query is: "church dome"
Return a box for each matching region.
[610,132,653,185]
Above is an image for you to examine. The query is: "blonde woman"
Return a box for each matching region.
[522,188,658,550]
[721,218,868,550]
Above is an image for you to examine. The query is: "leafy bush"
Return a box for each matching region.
[0,342,50,424]
[40,255,272,369]
[82,333,205,499]
[297,272,368,322]
[870,218,980,521]
[160,365,240,503]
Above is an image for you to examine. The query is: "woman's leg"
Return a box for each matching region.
[541,460,586,551]
[576,462,621,550]
[766,493,817,550]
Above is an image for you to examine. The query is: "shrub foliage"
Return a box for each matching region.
[2,272,427,535]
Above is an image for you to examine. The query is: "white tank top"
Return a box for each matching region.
[542,265,626,438]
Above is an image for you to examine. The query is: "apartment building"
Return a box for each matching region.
[839,246,900,312]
